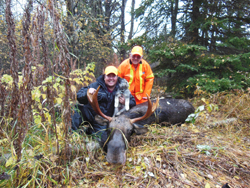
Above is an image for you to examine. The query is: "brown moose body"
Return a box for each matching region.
[124,98,195,126]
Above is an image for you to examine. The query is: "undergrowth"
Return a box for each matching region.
[1,89,250,187]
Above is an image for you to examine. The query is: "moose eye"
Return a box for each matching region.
[128,129,133,135]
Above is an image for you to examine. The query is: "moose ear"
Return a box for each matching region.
[132,123,148,135]
[95,115,109,126]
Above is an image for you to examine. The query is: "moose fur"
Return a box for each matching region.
[87,86,195,164]
[123,98,195,126]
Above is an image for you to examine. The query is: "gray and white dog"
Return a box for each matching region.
[113,79,130,117]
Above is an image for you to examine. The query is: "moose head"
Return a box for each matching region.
[87,86,159,165]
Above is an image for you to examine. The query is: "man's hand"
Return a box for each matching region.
[142,97,148,100]
[119,95,125,105]
[88,88,96,95]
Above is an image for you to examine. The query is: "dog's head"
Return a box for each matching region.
[119,79,129,92]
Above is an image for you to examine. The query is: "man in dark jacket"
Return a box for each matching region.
[71,66,136,142]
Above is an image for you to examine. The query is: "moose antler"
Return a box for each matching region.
[130,95,159,124]
[87,86,159,123]
[87,86,112,122]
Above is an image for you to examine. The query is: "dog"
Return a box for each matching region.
[113,79,130,117]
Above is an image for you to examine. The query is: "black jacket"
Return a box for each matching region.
[76,75,136,128]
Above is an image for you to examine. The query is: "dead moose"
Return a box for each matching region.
[87,86,195,165]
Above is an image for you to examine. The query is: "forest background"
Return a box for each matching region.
[1,0,249,96]
[0,0,250,187]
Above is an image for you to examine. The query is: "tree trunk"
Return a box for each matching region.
[191,0,200,44]
[120,0,126,61]
[104,0,111,32]
[170,0,179,37]
[128,0,135,40]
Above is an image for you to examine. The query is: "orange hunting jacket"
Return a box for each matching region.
[118,59,154,104]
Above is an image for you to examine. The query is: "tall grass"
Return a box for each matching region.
[1,0,95,186]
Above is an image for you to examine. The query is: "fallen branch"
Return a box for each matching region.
[208,118,237,128]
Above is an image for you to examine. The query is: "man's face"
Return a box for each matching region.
[104,73,118,88]
[130,54,142,65]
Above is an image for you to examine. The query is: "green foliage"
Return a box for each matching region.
[156,69,176,78]
[70,62,95,86]
[0,119,97,187]
[186,98,218,124]
[185,53,250,94]
[188,76,232,93]
[222,37,250,50]
[0,63,98,186]
[1,73,24,89]
[1,74,13,85]
[127,35,250,97]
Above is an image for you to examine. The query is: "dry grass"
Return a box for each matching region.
[66,89,250,188]
[1,89,249,188]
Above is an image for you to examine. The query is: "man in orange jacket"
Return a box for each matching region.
[118,46,154,104]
